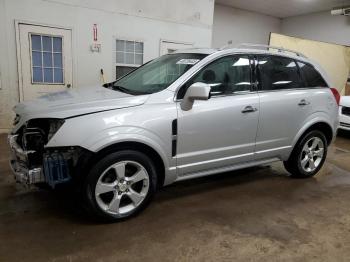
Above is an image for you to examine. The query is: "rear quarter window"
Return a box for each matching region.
[297,62,328,88]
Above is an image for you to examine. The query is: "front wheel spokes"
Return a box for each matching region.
[311,138,320,150]
[127,169,148,185]
[126,188,145,206]
[308,158,316,170]
[301,155,309,169]
[314,148,324,157]
[302,143,310,154]
[112,162,126,180]
[95,181,116,196]
[95,160,150,215]
[108,194,122,213]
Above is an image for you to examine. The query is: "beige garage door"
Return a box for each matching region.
[17,23,73,101]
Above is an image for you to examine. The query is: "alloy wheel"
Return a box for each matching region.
[95,161,150,215]
[300,137,325,173]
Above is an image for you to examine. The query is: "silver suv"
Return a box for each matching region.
[8,44,339,221]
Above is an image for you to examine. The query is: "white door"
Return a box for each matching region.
[176,55,259,176]
[17,23,73,101]
[160,40,193,55]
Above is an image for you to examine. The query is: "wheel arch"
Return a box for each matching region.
[293,121,334,150]
[304,122,333,145]
[284,121,332,178]
[84,141,166,189]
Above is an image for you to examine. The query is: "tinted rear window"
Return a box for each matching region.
[297,62,328,88]
[257,56,302,91]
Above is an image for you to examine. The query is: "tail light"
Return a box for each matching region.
[330,88,340,106]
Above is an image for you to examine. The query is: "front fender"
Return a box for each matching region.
[49,123,176,185]
[83,126,171,168]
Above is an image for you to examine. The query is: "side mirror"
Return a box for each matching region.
[180,82,211,111]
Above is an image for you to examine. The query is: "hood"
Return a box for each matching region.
[14,86,149,124]
[340,96,350,107]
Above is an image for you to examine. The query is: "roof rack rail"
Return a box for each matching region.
[234,43,306,58]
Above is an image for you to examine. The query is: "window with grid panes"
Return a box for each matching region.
[31,34,64,84]
[115,39,144,79]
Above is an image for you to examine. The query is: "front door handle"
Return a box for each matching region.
[242,105,258,113]
[298,99,310,106]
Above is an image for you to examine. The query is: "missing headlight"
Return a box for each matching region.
[25,118,65,144]
[47,119,65,141]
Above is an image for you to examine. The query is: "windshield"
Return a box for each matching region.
[111,53,207,95]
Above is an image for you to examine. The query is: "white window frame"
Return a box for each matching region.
[29,33,65,85]
[114,38,144,68]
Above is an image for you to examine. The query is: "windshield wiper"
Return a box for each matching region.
[112,85,149,95]
[112,85,134,94]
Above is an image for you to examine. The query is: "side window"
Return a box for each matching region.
[30,34,64,84]
[257,56,301,91]
[115,39,144,79]
[177,55,251,99]
[297,62,328,88]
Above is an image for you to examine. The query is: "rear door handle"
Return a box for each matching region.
[298,99,310,106]
[242,105,258,113]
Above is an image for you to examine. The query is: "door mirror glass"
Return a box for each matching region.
[180,82,210,111]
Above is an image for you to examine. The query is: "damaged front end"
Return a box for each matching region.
[8,118,86,188]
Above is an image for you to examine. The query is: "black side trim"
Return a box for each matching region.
[172,140,177,157]
[172,119,178,135]
[172,119,177,157]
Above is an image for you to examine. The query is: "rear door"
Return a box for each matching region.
[254,55,313,160]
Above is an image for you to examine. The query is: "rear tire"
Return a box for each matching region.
[284,130,327,178]
[84,150,158,222]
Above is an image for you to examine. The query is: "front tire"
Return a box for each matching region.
[284,130,327,178]
[84,150,157,222]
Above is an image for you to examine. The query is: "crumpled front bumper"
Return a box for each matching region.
[8,134,45,186]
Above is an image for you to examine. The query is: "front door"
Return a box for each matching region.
[17,23,73,101]
[176,55,259,177]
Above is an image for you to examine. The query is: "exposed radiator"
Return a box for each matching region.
[43,153,71,188]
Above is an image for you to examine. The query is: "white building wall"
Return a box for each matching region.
[281,11,350,46]
[0,0,214,130]
[212,4,281,48]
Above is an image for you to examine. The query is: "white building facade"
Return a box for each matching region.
[0,0,215,131]
[5,1,347,132]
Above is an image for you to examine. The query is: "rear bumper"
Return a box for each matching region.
[8,134,45,186]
